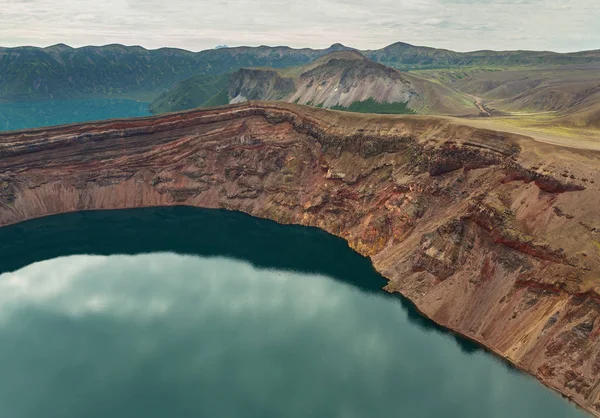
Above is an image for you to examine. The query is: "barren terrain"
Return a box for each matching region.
[1,102,600,415]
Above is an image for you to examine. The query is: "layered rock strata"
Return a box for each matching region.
[1,102,600,415]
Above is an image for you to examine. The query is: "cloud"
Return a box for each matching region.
[0,0,597,52]
[422,17,445,26]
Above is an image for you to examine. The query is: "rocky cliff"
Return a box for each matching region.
[286,51,420,109]
[152,51,478,116]
[1,102,600,415]
[228,68,296,103]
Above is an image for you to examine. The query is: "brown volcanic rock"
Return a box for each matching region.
[1,101,600,414]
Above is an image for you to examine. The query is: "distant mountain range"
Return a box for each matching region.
[150,51,479,116]
[0,43,349,101]
[1,41,599,102]
[362,42,600,70]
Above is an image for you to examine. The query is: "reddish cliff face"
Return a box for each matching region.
[1,102,600,414]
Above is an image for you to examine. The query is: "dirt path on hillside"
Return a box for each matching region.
[466,94,491,117]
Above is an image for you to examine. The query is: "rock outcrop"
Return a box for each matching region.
[228,68,296,103]
[151,51,478,116]
[1,102,600,415]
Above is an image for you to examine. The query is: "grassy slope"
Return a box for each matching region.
[0,43,350,101]
[151,52,474,116]
[149,74,231,114]
[402,72,477,116]
[3,42,597,135]
[363,42,600,71]
[1,42,598,102]
[202,88,230,107]
[413,64,600,129]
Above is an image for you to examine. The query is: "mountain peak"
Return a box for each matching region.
[45,43,73,50]
[328,43,348,51]
[327,50,364,60]
[384,41,416,50]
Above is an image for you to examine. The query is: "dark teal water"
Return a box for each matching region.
[0,207,588,418]
[0,99,150,132]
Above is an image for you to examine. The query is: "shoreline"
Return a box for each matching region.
[0,102,598,416]
[0,203,594,417]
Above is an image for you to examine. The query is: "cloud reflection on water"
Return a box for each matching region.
[0,253,586,418]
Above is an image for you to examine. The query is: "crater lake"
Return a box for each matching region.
[0,207,588,418]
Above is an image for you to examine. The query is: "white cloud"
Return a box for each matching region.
[0,0,597,52]
[422,17,445,26]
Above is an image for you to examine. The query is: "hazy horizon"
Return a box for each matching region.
[1,0,598,54]
[2,40,599,54]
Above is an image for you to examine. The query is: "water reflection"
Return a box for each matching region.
[0,207,483,356]
[0,208,587,418]
[0,207,388,292]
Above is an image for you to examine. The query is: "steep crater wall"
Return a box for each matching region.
[1,102,600,415]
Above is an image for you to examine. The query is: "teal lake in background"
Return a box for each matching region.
[0,207,588,418]
[0,98,150,132]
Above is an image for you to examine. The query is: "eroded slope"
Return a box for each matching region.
[152,52,478,116]
[1,102,600,415]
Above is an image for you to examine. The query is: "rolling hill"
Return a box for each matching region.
[150,73,232,114]
[363,42,600,70]
[2,41,599,135]
[415,63,600,129]
[0,43,351,101]
[2,41,599,102]
[150,51,479,116]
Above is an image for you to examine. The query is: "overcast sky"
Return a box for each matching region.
[1,0,598,52]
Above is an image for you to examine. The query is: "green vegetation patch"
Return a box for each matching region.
[202,88,230,107]
[330,98,415,114]
[149,73,231,114]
